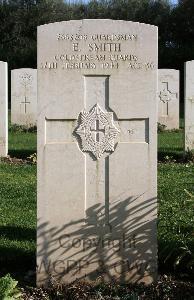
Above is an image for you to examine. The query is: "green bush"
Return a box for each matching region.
[0,274,22,300]
[9,124,37,133]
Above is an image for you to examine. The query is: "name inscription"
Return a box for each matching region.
[39,32,155,71]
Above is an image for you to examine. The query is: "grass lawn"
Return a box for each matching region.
[0,128,194,285]
[158,162,194,278]
[8,111,37,159]
[8,131,37,159]
[158,130,184,160]
[0,162,36,284]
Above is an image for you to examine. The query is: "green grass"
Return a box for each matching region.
[0,162,36,284]
[8,129,184,160]
[158,162,194,277]
[0,160,194,283]
[158,130,184,160]
[8,132,37,159]
[8,111,37,158]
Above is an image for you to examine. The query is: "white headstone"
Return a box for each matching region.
[158,69,179,129]
[0,61,8,157]
[11,68,37,126]
[37,19,158,285]
[185,60,194,151]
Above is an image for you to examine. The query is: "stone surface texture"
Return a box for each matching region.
[185,60,194,151]
[158,69,179,129]
[11,68,37,126]
[37,19,158,285]
[0,61,8,157]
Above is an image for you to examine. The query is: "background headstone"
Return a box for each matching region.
[0,61,8,157]
[37,19,158,285]
[158,69,179,129]
[11,68,37,126]
[184,60,194,151]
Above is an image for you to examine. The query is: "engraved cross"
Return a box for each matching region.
[20,96,30,114]
[91,119,105,142]
[159,82,177,116]
[159,82,177,103]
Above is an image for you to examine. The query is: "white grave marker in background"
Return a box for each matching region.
[185,60,194,151]
[158,69,179,129]
[11,68,37,126]
[0,61,8,157]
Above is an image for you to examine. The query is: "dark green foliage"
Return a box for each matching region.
[0,0,193,107]
[0,0,188,75]
[18,276,194,299]
[9,123,37,133]
[0,0,192,106]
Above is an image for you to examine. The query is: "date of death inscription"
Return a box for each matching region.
[39,32,156,71]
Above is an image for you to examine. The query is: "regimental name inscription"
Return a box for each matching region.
[39,32,156,71]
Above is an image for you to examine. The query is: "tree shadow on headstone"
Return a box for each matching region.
[37,194,158,286]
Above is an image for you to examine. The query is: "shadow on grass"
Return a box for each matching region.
[158,239,194,281]
[8,149,36,159]
[0,225,35,241]
[158,150,184,162]
[0,226,36,286]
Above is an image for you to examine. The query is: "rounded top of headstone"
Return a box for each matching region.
[158,68,179,71]
[0,61,7,66]
[185,60,194,65]
[38,19,158,30]
[12,68,36,72]
[158,69,180,78]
